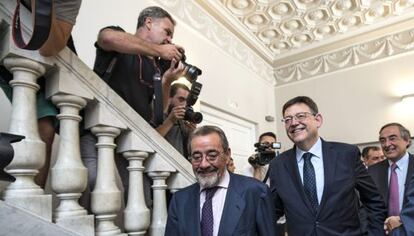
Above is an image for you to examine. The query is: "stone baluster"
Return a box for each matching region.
[122,151,151,235]
[2,57,52,219]
[50,94,94,236]
[147,171,171,236]
[117,131,153,235]
[145,154,176,236]
[91,125,125,236]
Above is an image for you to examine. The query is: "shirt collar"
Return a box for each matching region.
[296,137,323,163]
[388,152,409,169]
[200,169,230,192]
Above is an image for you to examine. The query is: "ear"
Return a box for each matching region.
[315,113,323,128]
[225,148,232,163]
[145,17,152,30]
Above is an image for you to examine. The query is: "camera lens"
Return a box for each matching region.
[184,107,203,124]
[183,62,202,82]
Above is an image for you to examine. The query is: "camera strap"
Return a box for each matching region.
[12,0,53,50]
[153,72,164,126]
[262,169,270,184]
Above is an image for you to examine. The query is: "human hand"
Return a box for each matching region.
[162,59,185,85]
[158,44,184,61]
[167,105,186,123]
[184,121,197,131]
[384,216,402,235]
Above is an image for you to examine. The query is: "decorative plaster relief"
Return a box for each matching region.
[153,0,275,85]
[274,29,414,85]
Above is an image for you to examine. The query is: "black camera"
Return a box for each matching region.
[158,52,202,83]
[184,82,203,124]
[248,142,281,166]
[181,54,202,82]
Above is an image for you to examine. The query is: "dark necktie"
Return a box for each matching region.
[303,152,318,211]
[201,187,218,236]
[388,163,399,216]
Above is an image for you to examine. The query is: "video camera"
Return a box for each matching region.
[248,142,281,166]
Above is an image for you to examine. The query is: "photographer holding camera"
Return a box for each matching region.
[243,132,279,183]
[156,83,197,157]
[79,6,185,212]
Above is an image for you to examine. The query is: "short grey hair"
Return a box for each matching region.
[137,6,175,29]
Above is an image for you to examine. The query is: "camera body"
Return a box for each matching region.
[159,51,203,123]
[158,52,202,82]
[248,142,281,166]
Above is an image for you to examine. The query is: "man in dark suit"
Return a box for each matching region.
[385,171,414,236]
[165,125,278,236]
[269,96,387,236]
[368,123,413,234]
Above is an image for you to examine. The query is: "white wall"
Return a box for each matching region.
[275,51,414,151]
[72,0,277,142]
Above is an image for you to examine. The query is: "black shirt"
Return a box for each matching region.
[93,26,159,123]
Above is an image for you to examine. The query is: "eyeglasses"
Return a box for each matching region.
[281,112,316,125]
[190,150,225,164]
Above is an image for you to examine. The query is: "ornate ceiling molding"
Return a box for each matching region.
[153,0,275,85]
[274,28,414,85]
[154,0,414,87]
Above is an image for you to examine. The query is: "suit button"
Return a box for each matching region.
[315,221,319,227]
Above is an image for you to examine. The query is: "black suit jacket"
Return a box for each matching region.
[165,173,278,236]
[368,154,414,211]
[269,139,387,236]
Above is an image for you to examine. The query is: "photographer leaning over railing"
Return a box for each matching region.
[79,6,186,212]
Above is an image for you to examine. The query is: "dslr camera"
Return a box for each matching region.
[159,51,203,124]
[248,142,281,166]
[184,81,203,124]
[158,51,202,83]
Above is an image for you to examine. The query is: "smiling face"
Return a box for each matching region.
[283,103,323,151]
[190,133,230,188]
[379,125,409,162]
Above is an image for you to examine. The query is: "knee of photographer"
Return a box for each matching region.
[242,132,280,184]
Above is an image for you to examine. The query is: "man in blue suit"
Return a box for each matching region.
[165,125,278,236]
[269,96,387,236]
[386,171,414,236]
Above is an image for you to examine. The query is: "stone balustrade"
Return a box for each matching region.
[0,0,196,235]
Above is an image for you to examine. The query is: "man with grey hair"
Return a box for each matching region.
[80,6,184,211]
[368,123,414,233]
[165,125,278,236]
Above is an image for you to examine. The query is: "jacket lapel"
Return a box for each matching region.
[185,184,201,235]
[317,140,337,216]
[379,161,390,206]
[403,154,414,205]
[217,174,245,235]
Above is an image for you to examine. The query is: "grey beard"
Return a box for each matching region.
[195,171,220,188]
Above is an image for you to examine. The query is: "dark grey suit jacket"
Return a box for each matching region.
[269,139,387,236]
[165,173,278,236]
[368,154,414,212]
[391,169,414,236]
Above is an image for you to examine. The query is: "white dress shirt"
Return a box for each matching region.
[296,137,325,204]
[199,169,230,236]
